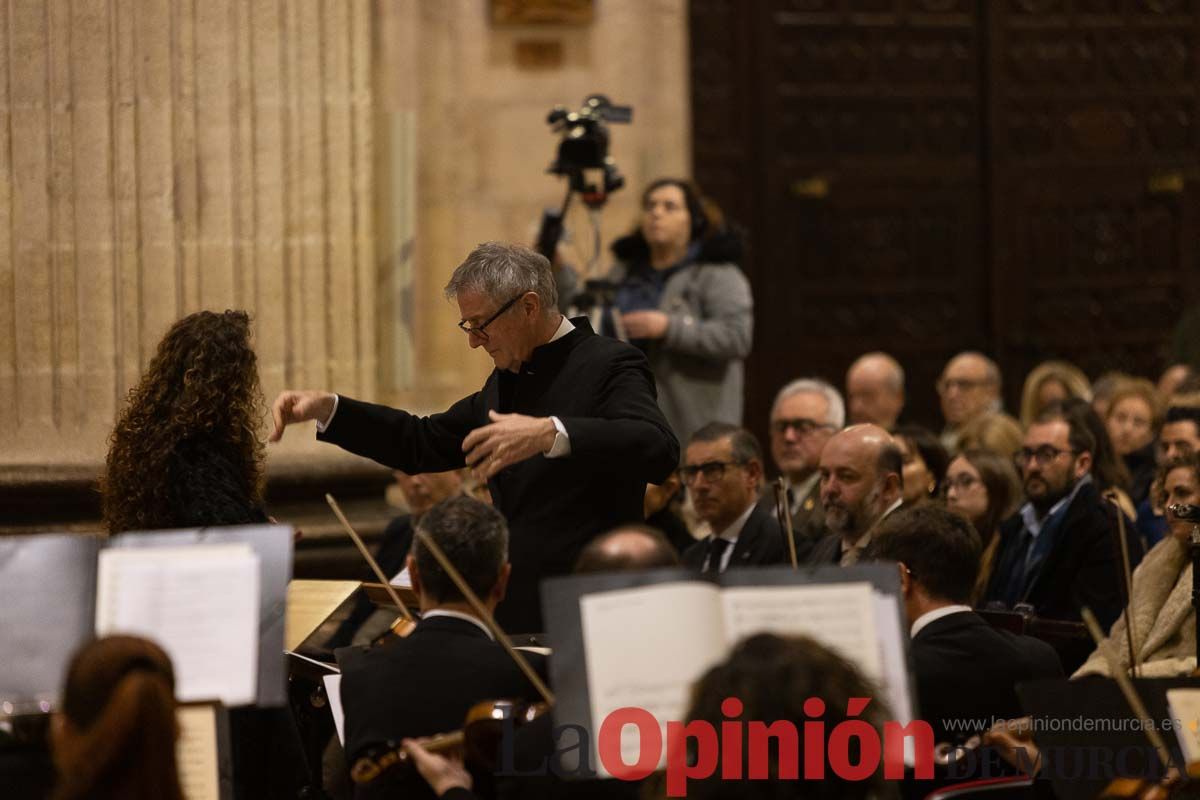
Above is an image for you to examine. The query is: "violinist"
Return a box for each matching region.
[335,496,549,800]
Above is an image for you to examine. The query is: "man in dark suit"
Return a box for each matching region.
[805,424,904,566]
[336,495,547,800]
[270,242,680,633]
[866,505,1063,748]
[757,378,843,543]
[681,423,795,572]
[982,404,1139,671]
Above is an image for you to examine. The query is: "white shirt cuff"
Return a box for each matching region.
[315,394,340,433]
[545,416,571,458]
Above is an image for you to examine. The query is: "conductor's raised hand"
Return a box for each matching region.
[462,410,556,482]
[269,390,337,443]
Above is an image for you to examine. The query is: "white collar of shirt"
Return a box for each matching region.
[1019,473,1092,539]
[422,609,494,640]
[881,497,903,519]
[910,604,973,638]
[549,315,574,343]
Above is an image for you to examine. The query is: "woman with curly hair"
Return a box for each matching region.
[101,309,267,533]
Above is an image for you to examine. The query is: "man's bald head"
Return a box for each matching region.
[574,525,680,574]
[846,352,905,428]
[818,424,903,543]
[938,351,1001,428]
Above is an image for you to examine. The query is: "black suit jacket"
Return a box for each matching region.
[319,319,680,632]
[681,503,795,571]
[336,615,548,800]
[912,611,1063,744]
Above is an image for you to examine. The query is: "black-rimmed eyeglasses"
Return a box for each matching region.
[458,294,523,341]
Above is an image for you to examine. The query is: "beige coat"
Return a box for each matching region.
[1074,536,1196,678]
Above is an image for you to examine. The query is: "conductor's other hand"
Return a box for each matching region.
[462,410,556,482]
[270,390,336,443]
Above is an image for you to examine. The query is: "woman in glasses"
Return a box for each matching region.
[943,449,1023,601]
[602,178,752,443]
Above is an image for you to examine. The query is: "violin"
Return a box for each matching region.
[350,699,551,784]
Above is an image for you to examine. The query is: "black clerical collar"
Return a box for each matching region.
[518,316,592,375]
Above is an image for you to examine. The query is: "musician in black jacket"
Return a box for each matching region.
[336,496,548,800]
[271,242,680,633]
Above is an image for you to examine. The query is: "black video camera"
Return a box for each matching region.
[546,94,631,202]
[1169,503,1200,522]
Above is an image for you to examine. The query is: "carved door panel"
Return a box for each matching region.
[693,0,986,432]
[988,0,1200,403]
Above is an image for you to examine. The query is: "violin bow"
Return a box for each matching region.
[1081,607,1173,771]
[326,493,416,624]
[1104,491,1141,678]
[412,525,556,706]
[774,478,799,570]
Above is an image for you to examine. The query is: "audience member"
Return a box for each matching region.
[1062,398,1136,519]
[864,506,1062,746]
[574,524,680,573]
[944,449,1023,601]
[605,177,751,442]
[982,405,1139,671]
[937,351,1002,452]
[1074,454,1200,679]
[1091,370,1130,421]
[761,378,844,542]
[50,635,183,800]
[846,351,905,428]
[1104,378,1162,506]
[956,411,1024,460]
[1019,360,1092,428]
[892,425,949,507]
[806,425,903,566]
[681,423,789,572]
[1158,363,1194,401]
[336,496,547,800]
[101,309,267,533]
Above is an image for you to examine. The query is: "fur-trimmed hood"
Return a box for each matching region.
[610,226,743,266]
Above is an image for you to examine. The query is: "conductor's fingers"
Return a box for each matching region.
[270,392,295,443]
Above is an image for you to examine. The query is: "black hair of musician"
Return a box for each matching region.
[411,495,508,603]
[863,504,982,605]
[573,523,680,574]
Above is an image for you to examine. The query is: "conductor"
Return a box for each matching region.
[271,242,680,632]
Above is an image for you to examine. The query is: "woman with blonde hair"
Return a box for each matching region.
[1104,377,1163,506]
[1019,360,1092,428]
[50,636,183,800]
[943,449,1023,601]
[957,411,1024,460]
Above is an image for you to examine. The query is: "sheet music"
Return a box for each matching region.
[580,583,727,776]
[389,566,412,588]
[285,580,360,651]
[872,591,913,724]
[324,675,347,745]
[95,544,260,706]
[1167,688,1200,774]
[719,582,881,684]
[176,705,221,800]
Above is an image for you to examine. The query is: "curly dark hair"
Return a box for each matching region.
[101,310,266,534]
[681,633,889,800]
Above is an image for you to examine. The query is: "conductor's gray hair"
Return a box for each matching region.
[444,242,558,317]
[771,378,846,429]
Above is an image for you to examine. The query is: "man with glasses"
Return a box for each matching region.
[269,242,679,633]
[937,351,1002,452]
[758,378,844,542]
[680,422,790,573]
[982,405,1136,672]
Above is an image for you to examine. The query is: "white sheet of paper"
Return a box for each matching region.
[719,582,881,683]
[95,543,260,706]
[176,704,221,800]
[580,583,727,776]
[325,674,347,745]
[389,566,412,588]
